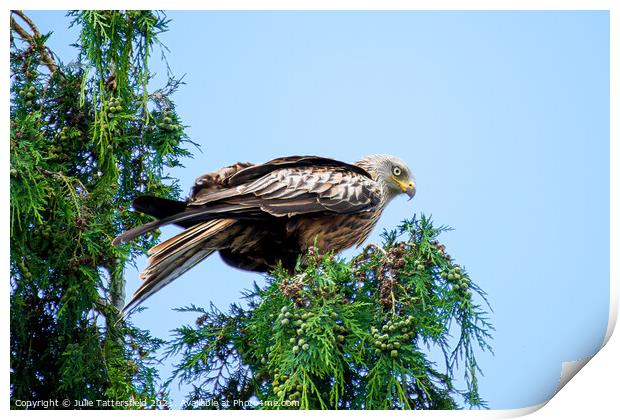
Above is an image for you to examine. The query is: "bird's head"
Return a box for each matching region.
[356,154,416,200]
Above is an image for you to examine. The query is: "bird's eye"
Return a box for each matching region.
[392,166,402,177]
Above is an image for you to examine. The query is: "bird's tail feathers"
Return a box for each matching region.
[112,218,167,246]
[112,196,187,246]
[133,196,187,220]
[122,219,236,312]
[113,203,250,246]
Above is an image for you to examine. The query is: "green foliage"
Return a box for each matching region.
[10,10,191,407]
[166,215,493,410]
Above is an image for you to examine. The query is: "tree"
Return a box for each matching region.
[166,216,493,409]
[10,10,192,406]
[10,11,493,410]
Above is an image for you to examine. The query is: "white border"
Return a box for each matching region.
[4,0,619,11]
[3,1,617,418]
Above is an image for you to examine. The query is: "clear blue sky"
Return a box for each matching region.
[28,10,609,409]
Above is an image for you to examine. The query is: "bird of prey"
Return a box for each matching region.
[114,155,416,311]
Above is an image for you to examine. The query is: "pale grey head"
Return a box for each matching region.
[355,154,416,200]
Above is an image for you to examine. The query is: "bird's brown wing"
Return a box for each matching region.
[118,164,381,243]
[190,161,253,202]
[224,155,372,186]
[151,165,381,230]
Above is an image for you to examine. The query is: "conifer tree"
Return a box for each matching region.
[167,216,493,409]
[10,10,192,406]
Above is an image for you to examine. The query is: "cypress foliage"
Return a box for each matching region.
[10,10,192,406]
[166,216,493,409]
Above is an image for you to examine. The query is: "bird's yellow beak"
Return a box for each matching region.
[391,176,416,200]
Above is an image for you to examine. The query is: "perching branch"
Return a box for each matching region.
[10,10,60,75]
[166,215,493,409]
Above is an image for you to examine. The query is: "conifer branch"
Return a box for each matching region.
[10,10,187,407]
[10,10,60,75]
[166,215,493,409]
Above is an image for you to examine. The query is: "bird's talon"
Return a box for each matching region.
[366,243,387,255]
[294,272,308,283]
